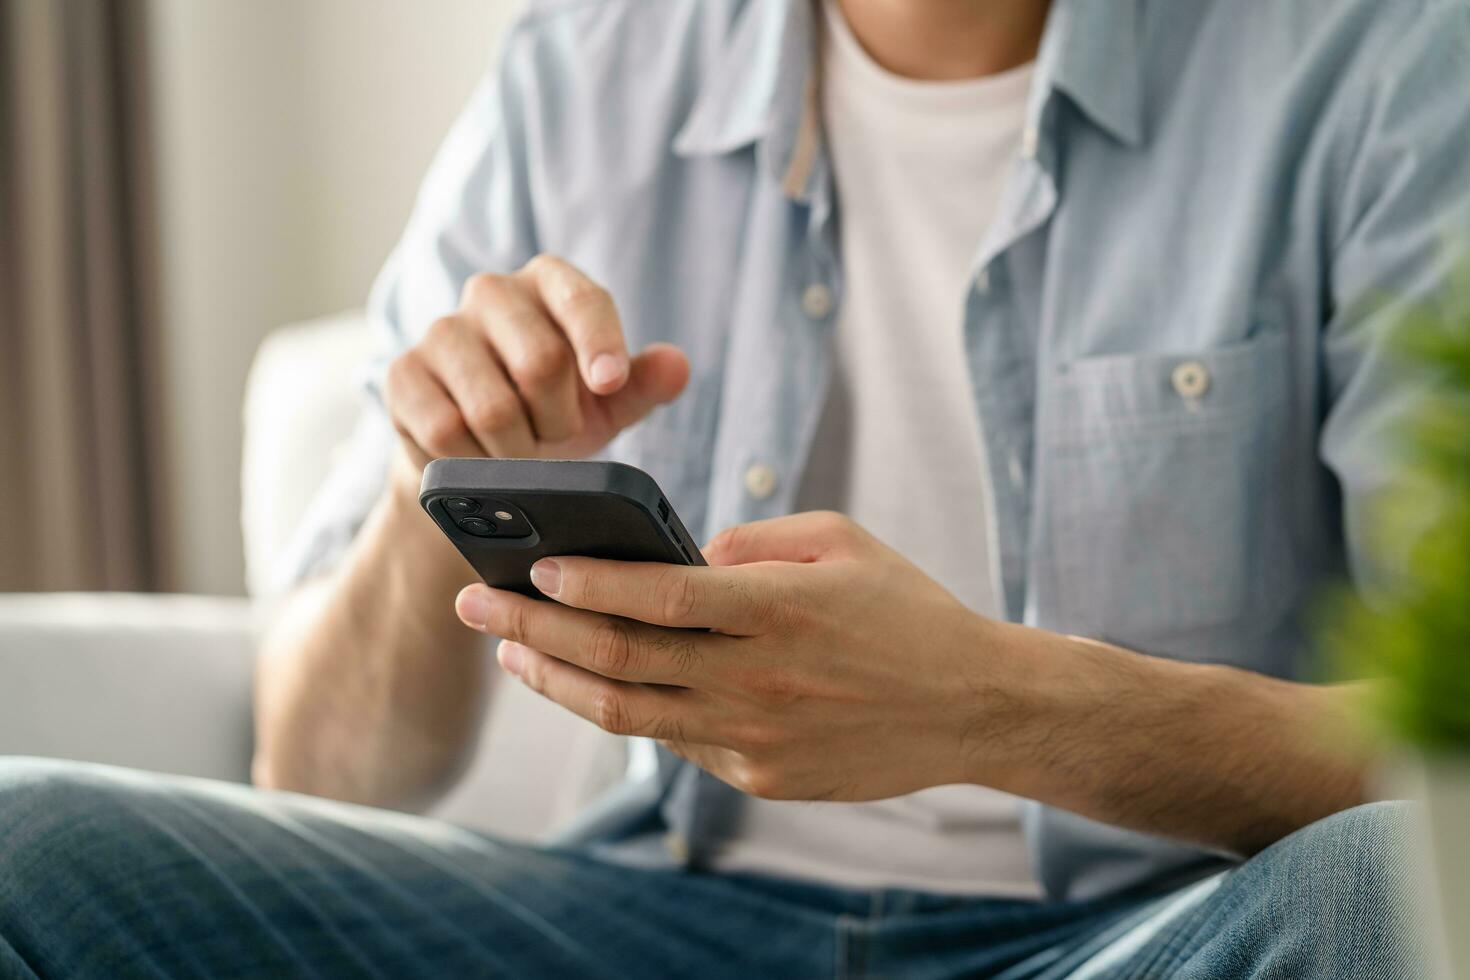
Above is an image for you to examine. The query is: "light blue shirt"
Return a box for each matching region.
[282,0,1470,900]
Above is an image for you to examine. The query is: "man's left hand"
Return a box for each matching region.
[455,511,1019,802]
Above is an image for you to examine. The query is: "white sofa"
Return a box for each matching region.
[0,311,624,841]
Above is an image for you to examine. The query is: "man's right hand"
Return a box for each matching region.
[383,253,689,487]
[256,254,687,806]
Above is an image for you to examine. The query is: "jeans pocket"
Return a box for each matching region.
[1035,330,1298,651]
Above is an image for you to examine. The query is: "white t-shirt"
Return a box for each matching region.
[707,0,1040,897]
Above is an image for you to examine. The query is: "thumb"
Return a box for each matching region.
[703,512,860,566]
[595,343,690,430]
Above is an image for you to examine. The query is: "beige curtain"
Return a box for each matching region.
[0,0,166,591]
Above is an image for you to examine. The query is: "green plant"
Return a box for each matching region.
[1325,263,1470,749]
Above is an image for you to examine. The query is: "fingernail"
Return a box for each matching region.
[589,352,628,390]
[530,559,562,597]
[457,587,492,629]
[497,641,525,676]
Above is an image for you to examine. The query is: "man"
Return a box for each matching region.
[2,0,1465,975]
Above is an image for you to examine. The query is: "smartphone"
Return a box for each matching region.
[419,458,705,596]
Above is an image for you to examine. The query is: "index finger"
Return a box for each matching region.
[530,557,779,635]
[518,254,629,395]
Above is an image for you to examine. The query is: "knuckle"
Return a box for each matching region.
[509,340,571,388]
[521,252,563,277]
[498,600,532,645]
[519,657,546,694]
[424,315,460,344]
[739,578,799,632]
[728,719,780,753]
[736,763,787,801]
[560,566,594,608]
[653,632,704,677]
[766,591,808,633]
[657,568,700,624]
[422,412,469,455]
[464,394,522,435]
[383,353,416,400]
[591,689,634,735]
[558,278,611,313]
[648,714,688,745]
[461,271,512,308]
[747,668,799,708]
[588,619,639,677]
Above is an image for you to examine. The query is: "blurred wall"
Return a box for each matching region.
[145,0,516,594]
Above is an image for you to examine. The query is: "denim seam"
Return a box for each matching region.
[1123,877,1241,977]
[834,913,859,980]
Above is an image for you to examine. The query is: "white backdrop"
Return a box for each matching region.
[145,0,518,594]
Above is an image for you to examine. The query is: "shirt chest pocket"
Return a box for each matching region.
[1033,330,1299,653]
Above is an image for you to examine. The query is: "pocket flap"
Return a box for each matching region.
[1046,330,1290,445]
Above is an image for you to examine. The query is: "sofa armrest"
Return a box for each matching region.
[242,311,375,598]
[0,593,257,783]
[0,592,628,841]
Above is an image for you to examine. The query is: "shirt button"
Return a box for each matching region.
[664,831,690,863]
[974,267,991,294]
[1171,360,1211,400]
[801,283,833,319]
[743,462,777,500]
[1020,125,1040,160]
[1008,453,1025,490]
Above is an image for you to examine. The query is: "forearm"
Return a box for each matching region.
[973,624,1374,857]
[253,475,490,809]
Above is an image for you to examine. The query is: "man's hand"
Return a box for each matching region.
[255,257,687,808]
[454,511,1010,802]
[383,253,689,492]
[454,510,1375,856]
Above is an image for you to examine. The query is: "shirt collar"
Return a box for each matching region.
[1041,0,1144,147]
[673,0,1144,193]
[672,0,822,199]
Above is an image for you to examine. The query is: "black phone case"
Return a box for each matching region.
[419,459,705,596]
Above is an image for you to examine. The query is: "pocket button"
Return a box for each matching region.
[1171,360,1211,400]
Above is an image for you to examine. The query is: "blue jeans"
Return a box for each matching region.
[0,758,1423,978]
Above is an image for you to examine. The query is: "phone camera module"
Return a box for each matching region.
[445,497,480,515]
[457,516,497,537]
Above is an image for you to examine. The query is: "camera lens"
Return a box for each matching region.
[445,497,479,515]
[457,517,497,537]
